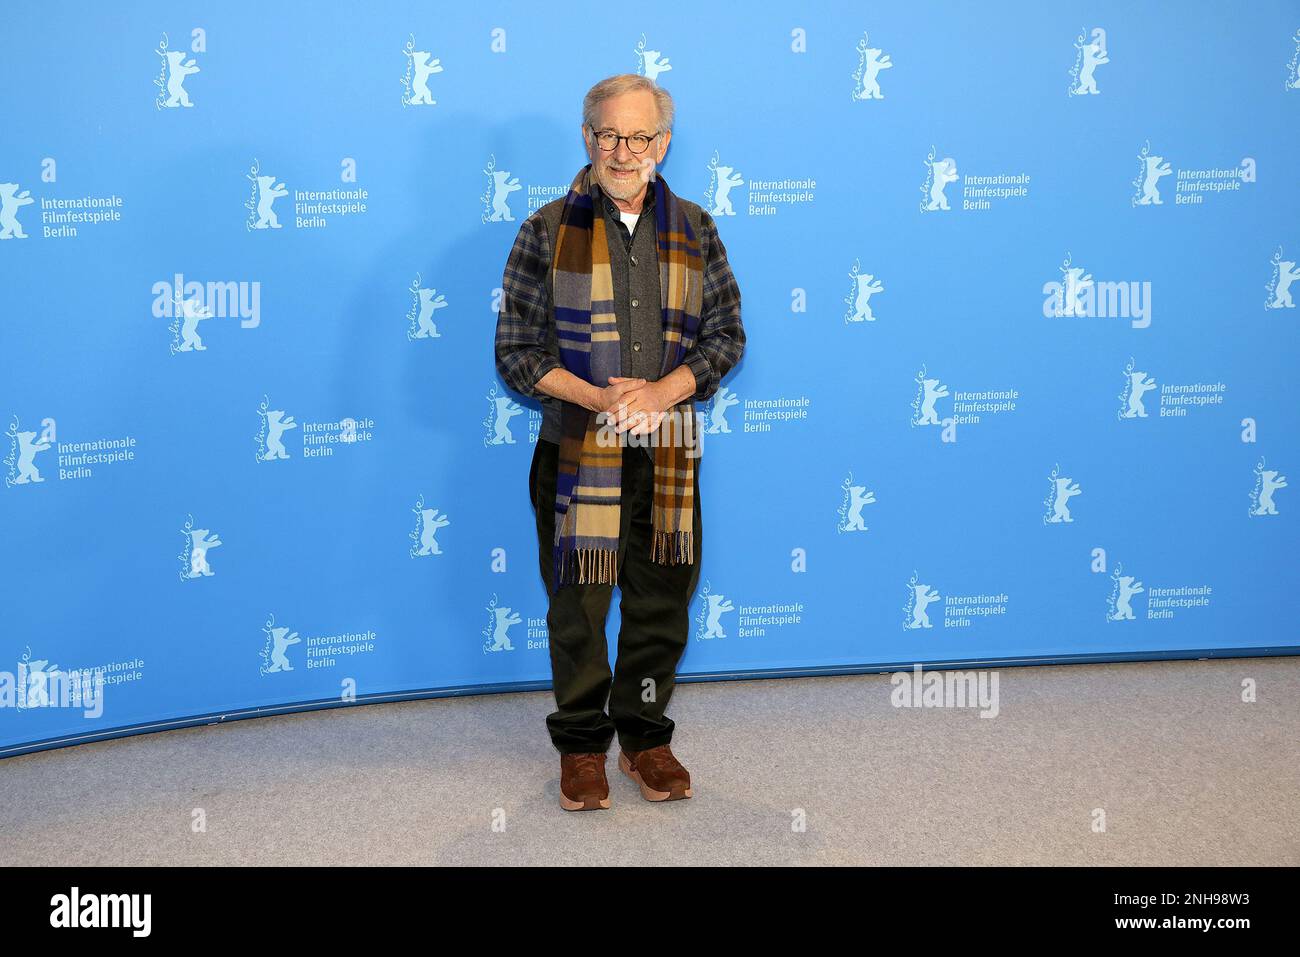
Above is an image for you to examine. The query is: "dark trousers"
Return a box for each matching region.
[529,438,702,754]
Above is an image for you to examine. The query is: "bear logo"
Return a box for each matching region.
[1136,154,1172,205]
[408,50,444,106]
[1061,266,1094,317]
[489,396,522,445]
[916,378,949,425]
[0,183,35,239]
[252,175,288,229]
[1074,40,1108,95]
[164,50,200,108]
[925,158,959,211]
[413,288,447,338]
[266,626,301,672]
[416,507,450,555]
[701,594,735,639]
[907,584,940,629]
[1110,575,1144,621]
[1254,469,1287,516]
[843,485,876,531]
[1047,477,1082,523]
[488,171,522,222]
[1121,371,1157,418]
[177,298,214,352]
[486,606,520,652]
[709,164,744,217]
[639,47,673,83]
[263,410,297,459]
[22,658,60,708]
[856,48,893,100]
[1268,260,1300,309]
[13,430,52,484]
[704,386,738,434]
[187,529,222,577]
[848,272,884,322]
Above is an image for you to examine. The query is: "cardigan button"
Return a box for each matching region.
[631,298,639,307]
[630,256,638,265]
[632,341,642,352]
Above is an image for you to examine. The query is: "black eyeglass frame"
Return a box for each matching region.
[587,126,661,154]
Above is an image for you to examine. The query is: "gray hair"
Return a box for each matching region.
[582,74,675,134]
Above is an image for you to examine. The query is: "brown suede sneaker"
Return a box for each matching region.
[619,744,693,802]
[559,752,610,811]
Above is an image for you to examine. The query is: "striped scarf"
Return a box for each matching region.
[550,162,703,588]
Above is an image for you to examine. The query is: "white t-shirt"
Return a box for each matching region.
[619,210,640,234]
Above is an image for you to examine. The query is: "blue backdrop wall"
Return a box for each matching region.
[3,1,1298,756]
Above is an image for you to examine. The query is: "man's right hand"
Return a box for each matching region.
[593,375,647,415]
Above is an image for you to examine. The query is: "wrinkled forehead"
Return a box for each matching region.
[591,90,659,132]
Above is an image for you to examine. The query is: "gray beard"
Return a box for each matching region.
[596,164,645,201]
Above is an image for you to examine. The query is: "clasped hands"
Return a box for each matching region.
[592,374,682,435]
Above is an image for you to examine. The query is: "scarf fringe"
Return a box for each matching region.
[651,528,694,566]
[558,545,619,586]
[555,531,693,588]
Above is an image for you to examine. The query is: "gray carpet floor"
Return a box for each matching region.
[2,658,1296,866]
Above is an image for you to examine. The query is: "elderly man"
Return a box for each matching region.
[494,74,745,811]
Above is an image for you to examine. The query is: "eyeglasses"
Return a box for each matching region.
[588,126,659,154]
